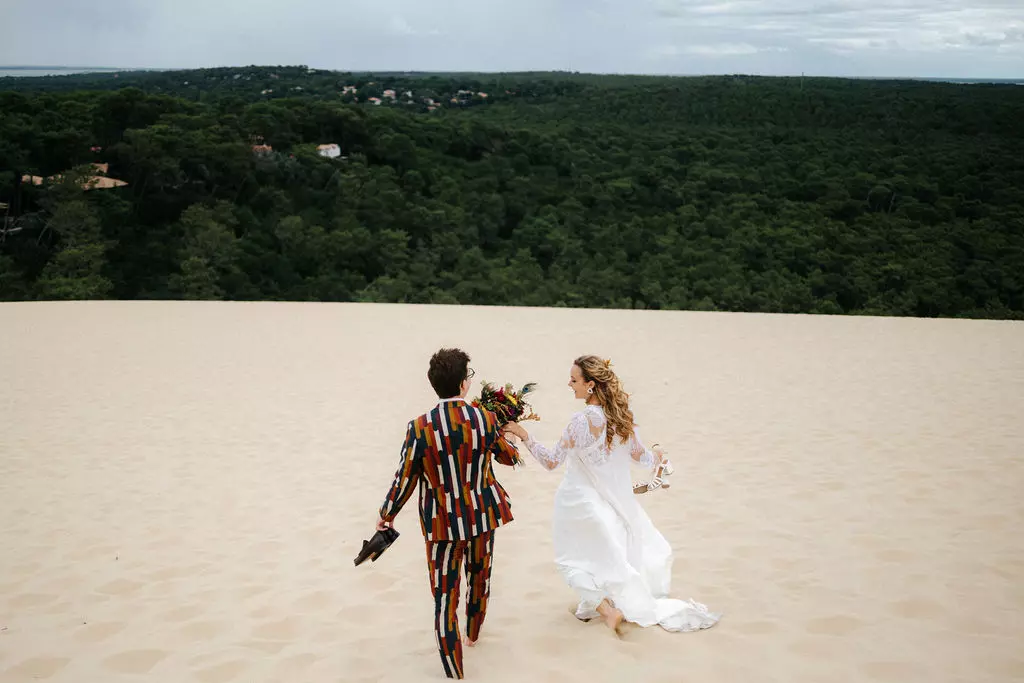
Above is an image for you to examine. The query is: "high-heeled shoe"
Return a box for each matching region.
[633,457,674,495]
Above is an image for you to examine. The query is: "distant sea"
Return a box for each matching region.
[884,77,1023,85]
[0,67,124,78]
[0,66,1020,85]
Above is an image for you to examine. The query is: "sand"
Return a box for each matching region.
[1,301,1022,683]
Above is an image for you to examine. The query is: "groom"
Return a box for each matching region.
[376,347,519,679]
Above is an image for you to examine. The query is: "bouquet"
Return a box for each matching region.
[472,381,540,465]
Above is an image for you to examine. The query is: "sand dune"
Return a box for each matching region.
[1,301,1022,682]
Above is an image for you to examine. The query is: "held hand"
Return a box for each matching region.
[503,422,528,441]
[376,517,393,532]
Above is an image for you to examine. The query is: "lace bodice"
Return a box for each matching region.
[524,404,657,470]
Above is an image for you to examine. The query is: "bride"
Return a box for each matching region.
[502,355,720,635]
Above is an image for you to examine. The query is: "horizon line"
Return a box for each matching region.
[1,65,1020,82]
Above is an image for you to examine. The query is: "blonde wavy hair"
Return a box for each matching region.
[574,355,635,448]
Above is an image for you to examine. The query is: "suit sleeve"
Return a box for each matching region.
[482,410,520,467]
[379,421,421,523]
[491,435,520,467]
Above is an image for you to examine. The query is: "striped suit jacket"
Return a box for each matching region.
[379,398,518,542]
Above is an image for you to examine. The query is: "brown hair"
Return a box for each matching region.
[574,355,635,448]
[428,347,470,398]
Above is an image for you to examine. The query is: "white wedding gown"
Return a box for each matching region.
[524,404,720,631]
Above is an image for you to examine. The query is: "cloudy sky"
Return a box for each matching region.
[2,0,1022,78]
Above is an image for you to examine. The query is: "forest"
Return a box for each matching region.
[2,66,1022,318]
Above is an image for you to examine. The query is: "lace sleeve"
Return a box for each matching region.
[629,425,657,469]
[525,410,603,470]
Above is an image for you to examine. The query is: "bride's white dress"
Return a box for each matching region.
[524,404,720,631]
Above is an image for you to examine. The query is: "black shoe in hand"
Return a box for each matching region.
[353,527,400,566]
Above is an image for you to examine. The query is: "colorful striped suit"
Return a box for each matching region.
[379,397,518,679]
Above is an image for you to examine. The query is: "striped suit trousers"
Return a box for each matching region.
[425,531,495,679]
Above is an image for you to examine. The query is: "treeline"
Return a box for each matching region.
[1,69,1022,318]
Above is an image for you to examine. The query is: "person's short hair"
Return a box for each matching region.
[428,348,471,398]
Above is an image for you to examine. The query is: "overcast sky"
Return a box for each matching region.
[2,0,1022,78]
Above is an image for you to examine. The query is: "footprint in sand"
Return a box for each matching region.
[254,558,281,573]
[41,575,86,593]
[163,604,206,622]
[980,657,1024,678]
[75,621,127,644]
[41,599,73,615]
[771,557,800,571]
[292,590,333,611]
[238,638,289,654]
[534,668,587,683]
[887,598,946,619]
[346,600,381,623]
[804,615,863,636]
[974,513,1009,530]
[248,604,279,619]
[146,565,190,581]
[851,533,886,549]
[861,660,925,681]
[179,619,227,641]
[312,625,350,644]
[94,578,144,596]
[10,562,41,576]
[779,578,819,594]
[909,485,934,499]
[787,636,848,659]
[732,620,779,635]
[195,659,249,683]
[874,548,913,563]
[146,535,183,551]
[189,652,224,667]
[343,655,378,676]
[68,544,117,561]
[956,618,1001,635]
[501,615,524,630]
[252,616,302,640]
[234,583,271,600]
[0,581,24,597]
[7,592,59,609]
[277,652,321,672]
[986,564,1020,581]
[528,633,578,657]
[103,649,168,674]
[0,656,69,680]
[358,572,398,591]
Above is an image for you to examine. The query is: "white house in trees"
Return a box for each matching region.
[317,144,341,158]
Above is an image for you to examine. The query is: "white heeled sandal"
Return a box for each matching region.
[633,457,674,495]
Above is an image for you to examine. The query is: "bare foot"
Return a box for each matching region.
[465,638,476,647]
[603,608,624,634]
[596,599,625,636]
